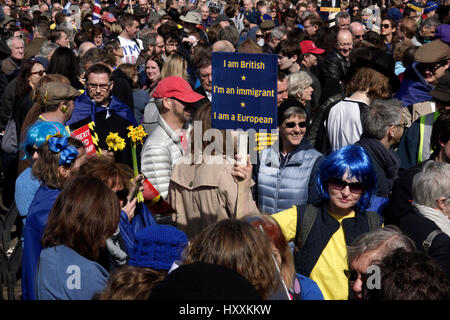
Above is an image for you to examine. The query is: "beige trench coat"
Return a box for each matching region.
[167,155,260,239]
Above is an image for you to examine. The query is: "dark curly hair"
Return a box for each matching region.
[364,248,450,300]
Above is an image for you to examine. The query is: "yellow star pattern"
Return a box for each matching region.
[240,102,246,107]
[241,75,246,81]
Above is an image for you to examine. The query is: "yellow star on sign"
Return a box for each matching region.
[241,75,246,81]
[240,102,246,107]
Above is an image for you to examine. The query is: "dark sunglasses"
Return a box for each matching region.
[344,268,372,282]
[327,177,365,194]
[284,121,307,129]
[420,60,448,73]
[256,34,264,38]
[115,189,129,202]
[26,145,39,156]
[344,268,359,281]
[381,24,391,29]
[30,70,46,76]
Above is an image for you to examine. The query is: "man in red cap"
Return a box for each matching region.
[140,76,204,199]
[300,40,324,71]
[299,40,324,122]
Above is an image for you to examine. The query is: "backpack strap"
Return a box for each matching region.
[296,204,318,251]
[366,211,381,232]
[423,230,444,255]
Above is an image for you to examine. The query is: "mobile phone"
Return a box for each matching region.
[130,175,144,200]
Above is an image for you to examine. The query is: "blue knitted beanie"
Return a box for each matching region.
[128,225,188,270]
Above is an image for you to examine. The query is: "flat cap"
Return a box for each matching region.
[40,82,81,105]
[414,40,450,63]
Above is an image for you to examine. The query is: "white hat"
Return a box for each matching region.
[180,11,202,25]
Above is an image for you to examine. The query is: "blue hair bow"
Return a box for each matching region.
[48,136,79,166]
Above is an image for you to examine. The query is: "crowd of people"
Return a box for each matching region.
[0,0,449,301]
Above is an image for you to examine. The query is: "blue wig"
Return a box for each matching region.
[21,121,70,160]
[316,145,377,212]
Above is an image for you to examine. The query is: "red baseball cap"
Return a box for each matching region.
[300,40,325,55]
[152,76,205,103]
[102,11,117,23]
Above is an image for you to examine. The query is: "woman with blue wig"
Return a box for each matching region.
[272,145,383,300]
[15,121,70,220]
[22,135,86,300]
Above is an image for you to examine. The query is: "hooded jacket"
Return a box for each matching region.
[395,62,434,121]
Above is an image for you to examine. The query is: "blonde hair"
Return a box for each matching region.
[160,53,188,81]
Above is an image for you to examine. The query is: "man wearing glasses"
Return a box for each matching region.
[356,99,405,198]
[67,64,138,167]
[348,21,366,46]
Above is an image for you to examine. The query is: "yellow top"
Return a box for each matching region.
[273,206,355,300]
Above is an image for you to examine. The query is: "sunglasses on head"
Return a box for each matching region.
[30,70,46,76]
[327,177,365,194]
[115,189,129,202]
[284,121,307,128]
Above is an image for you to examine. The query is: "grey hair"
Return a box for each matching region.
[218,25,240,48]
[58,21,75,40]
[270,26,286,42]
[335,11,351,25]
[300,11,313,21]
[6,36,24,48]
[420,16,440,29]
[37,41,59,58]
[361,99,403,140]
[413,161,450,208]
[280,106,307,124]
[347,225,416,265]
[141,32,158,49]
[287,71,312,99]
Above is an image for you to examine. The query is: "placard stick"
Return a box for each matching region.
[235,132,248,217]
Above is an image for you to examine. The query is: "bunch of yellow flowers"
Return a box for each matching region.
[105,132,126,152]
[127,125,147,145]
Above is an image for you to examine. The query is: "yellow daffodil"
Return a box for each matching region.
[106,132,126,152]
[127,125,147,145]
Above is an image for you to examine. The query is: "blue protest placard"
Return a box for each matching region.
[211,52,278,131]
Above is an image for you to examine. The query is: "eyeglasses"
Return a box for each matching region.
[26,145,39,156]
[391,122,407,129]
[30,70,46,76]
[353,34,364,39]
[86,83,111,91]
[303,24,313,29]
[284,121,307,129]
[256,34,264,38]
[115,189,129,202]
[381,24,391,29]
[327,177,365,194]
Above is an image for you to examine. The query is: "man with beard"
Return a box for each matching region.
[140,76,204,198]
